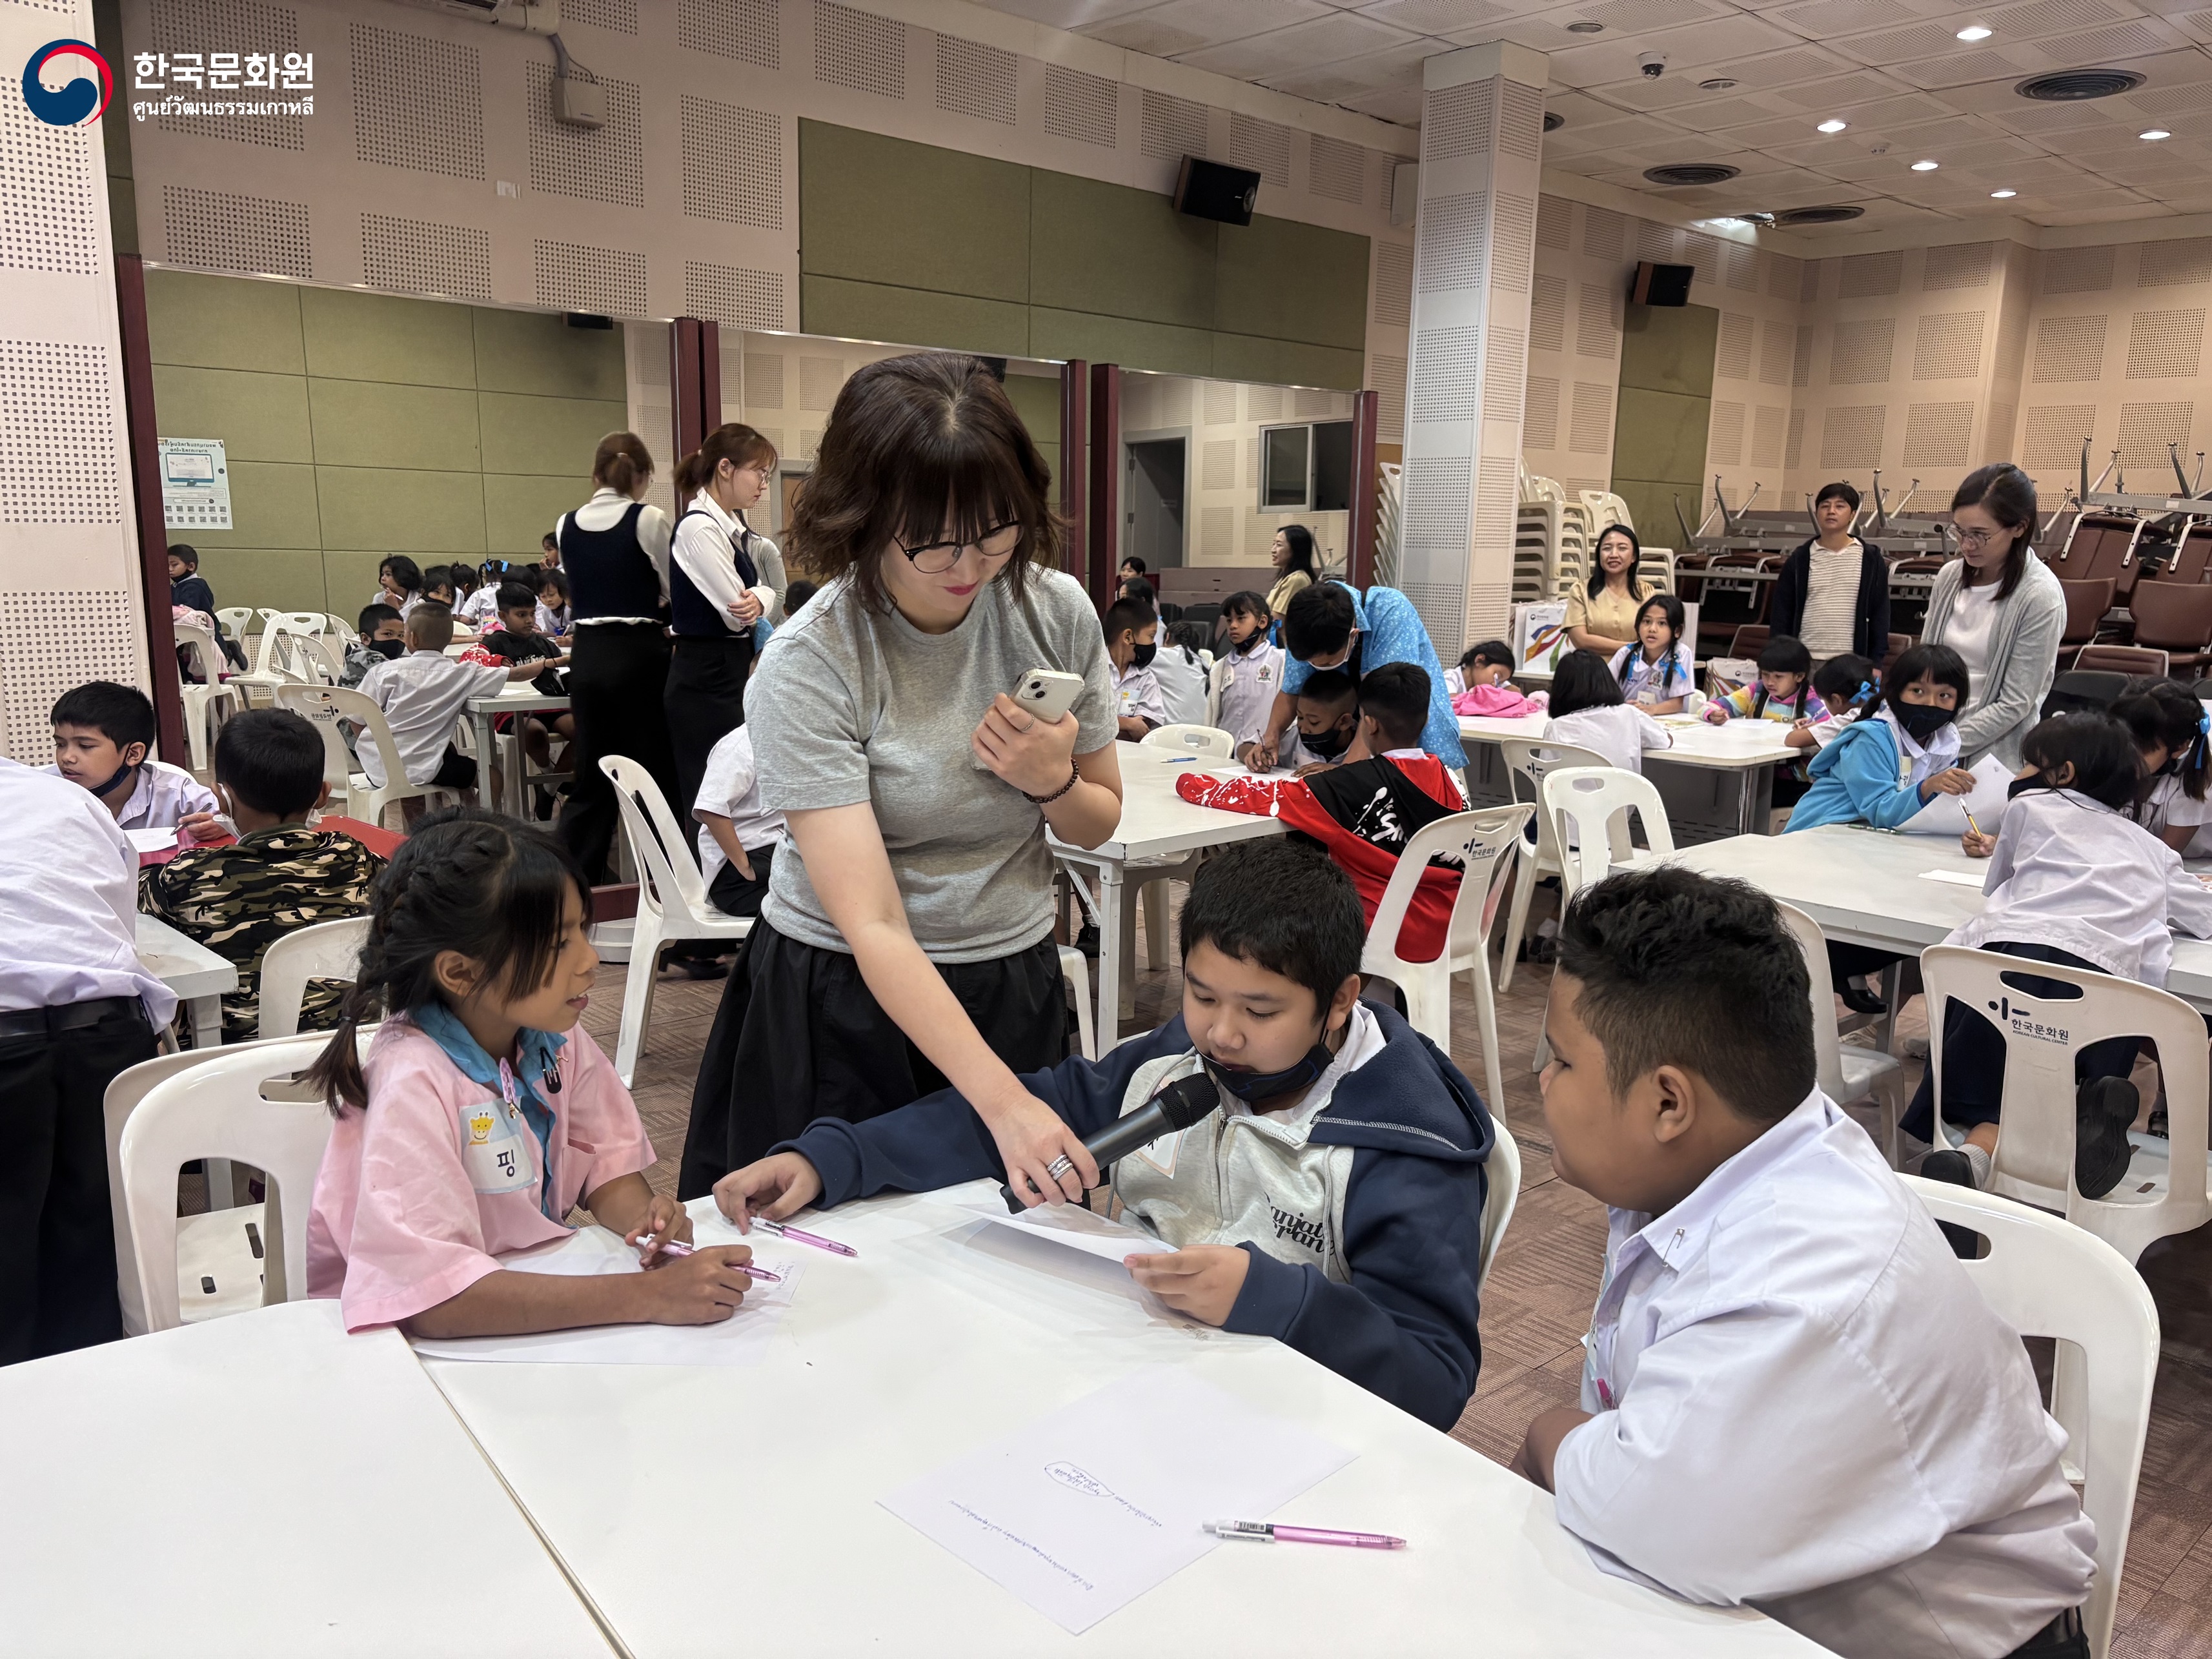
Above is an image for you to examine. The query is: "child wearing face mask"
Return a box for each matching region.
[1239,671,1360,773]
[2111,678,2212,854]
[343,603,407,689]
[48,680,223,838]
[712,837,1496,1431]
[1211,591,1284,748]
[1784,644,1978,831]
[1103,596,1165,740]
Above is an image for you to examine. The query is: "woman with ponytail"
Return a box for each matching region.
[667,423,782,820]
[553,433,679,882]
[305,810,762,1336]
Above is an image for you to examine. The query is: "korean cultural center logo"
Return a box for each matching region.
[22,40,114,127]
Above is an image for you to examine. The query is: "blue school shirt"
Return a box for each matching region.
[1281,582,1468,768]
[1786,717,1932,831]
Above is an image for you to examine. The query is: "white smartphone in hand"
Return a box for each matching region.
[1011,667,1085,724]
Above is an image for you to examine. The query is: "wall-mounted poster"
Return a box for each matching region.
[159,438,231,531]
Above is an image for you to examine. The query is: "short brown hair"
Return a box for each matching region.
[591,431,654,494]
[788,353,1062,612]
[406,602,456,651]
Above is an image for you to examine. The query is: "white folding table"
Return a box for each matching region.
[137,910,237,1051]
[1460,711,1797,837]
[424,1187,1822,1658]
[0,1299,614,1656]
[465,683,572,820]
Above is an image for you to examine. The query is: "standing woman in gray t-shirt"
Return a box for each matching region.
[679,354,1125,1207]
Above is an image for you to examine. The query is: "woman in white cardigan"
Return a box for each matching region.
[1919,463,2066,771]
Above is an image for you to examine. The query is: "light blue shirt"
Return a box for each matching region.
[1281,583,1467,768]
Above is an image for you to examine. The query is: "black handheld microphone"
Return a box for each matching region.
[1000,1072,1222,1212]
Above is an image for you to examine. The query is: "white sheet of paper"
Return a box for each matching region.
[125,827,176,853]
[407,1216,802,1367]
[1919,868,1988,888]
[967,1200,1179,1265]
[880,1366,1355,1634]
[1900,752,2016,837]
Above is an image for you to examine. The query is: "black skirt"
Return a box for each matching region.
[665,633,753,842]
[678,921,1068,1198]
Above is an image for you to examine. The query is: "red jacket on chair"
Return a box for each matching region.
[1178,755,1468,962]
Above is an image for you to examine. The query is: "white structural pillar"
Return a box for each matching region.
[1397,42,1548,660]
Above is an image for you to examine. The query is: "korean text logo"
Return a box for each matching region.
[22,40,113,128]
[131,48,312,122]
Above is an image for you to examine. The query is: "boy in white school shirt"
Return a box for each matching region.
[356,604,556,804]
[1517,866,2095,1659]
[693,718,784,918]
[48,680,225,840]
[1103,596,1166,740]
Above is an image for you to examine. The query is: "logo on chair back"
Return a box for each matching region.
[22,40,112,126]
[1988,997,2071,1047]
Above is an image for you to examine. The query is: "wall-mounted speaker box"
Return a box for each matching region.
[1629,261,1693,306]
[1174,156,1261,227]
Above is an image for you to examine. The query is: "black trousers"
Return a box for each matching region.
[706,840,775,917]
[665,633,753,853]
[0,1003,158,1365]
[678,921,1067,1198]
[557,622,678,884]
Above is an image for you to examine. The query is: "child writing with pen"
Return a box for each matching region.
[305,810,762,1335]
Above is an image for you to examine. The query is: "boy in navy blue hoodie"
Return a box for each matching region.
[715,837,1495,1431]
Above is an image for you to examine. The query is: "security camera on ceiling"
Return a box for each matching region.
[1639,52,1667,79]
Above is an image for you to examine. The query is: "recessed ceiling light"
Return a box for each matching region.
[1991,188,2016,198]
[1565,19,1603,32]
[1700,77,1737,90]
[1957,24,1993,41]
[1817,118,1847,132]
[2141,128,2172,141]
[1911,159,1939,170]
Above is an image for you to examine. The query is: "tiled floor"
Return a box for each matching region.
[586,917,2212,1654]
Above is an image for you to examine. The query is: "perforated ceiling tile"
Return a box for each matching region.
[1903,401,1974,465]
[1821,405,1886,467]
[681,97,782,229]
[1792,321,1815,387]
[680,0,779,69]
[936,35,1017,125]
[1372,354,1406,443]
[1830,318,1896,385]
[1493,194,1536,292]
[152,0,304,151]
[1785,407,1806,468]
[1417,192,1487,294]
[0,94,99,275]
[1569,382,1613,454]
[687,263,787,332]
[1202,505,1232,562]
[1403,455,1472,547]
[2117,401,2194,469]
[1229,114,1292,188]
[1709,400,1744,467]
[2043,245,2116,296]
[1140,89,1209,161]
[1922,241,1994,292]
[1297,386,1341,418]
[1,591,136,763]
[1578,284,1618,360]
[1499,80,1543,165]
[527,61,643,209]
[1638,220,1680,265]
[1536,195,1571,252]
[1725,243,1759,293]
[0,340,119,524]
[2126,309,2206,379]
[1044,63,1117,148]
[1483,328,1525,422]
[799,356,844,412]
[163,184,310,278]
[351,23,483,181]
[1991,0,2127,37]
[1530,276,1567,354]
[1775,0,1914,30]
[1914,311,1985,380]
[744,352,785,409]
[1752,403,1787,467]
[1246,383,1283,422]
[2139,238,2212,289]
[2033,314,2107,381]
[1839,250,1903,300]
[562,0,638,30]
[1364,241,1410,333]
[534,239,646,317]
[1714,312,1752,381]
[1201,439,1235,491]
[1202,380,1236,423]
[1425,79,1494,163]
[361,212,491,300]
[815,0,905,100]
[1578,207,1621,262]
[1523,375,1559,449]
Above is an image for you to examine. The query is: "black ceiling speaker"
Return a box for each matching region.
[1543,110,1563,131]
[1630,261,1694,305]
[1772,204,1866,225]
[1174,156,1261,226]
[2016,68,2145,101]
[1643,162,1740,187]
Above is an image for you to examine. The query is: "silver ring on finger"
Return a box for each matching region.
[1018,718,1037,734]
[1046,1155,1075,1181]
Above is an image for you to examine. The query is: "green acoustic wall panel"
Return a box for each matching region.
[186,460,321,551]
[145,270,305,374]
[800,122,1030,303]
[308,379,482,471]
[1611,482,1703,552]
[478,392,628,476]
[151,365,315,463]
[1620,303,1718,399]
[324,552,391,613]
[1212,333,1366,391]
[1029,308,1215,379]
[1002,372,1062,449]
[317,467,487,555]
[1213,212,1369,352]
[301,287,477,388]
[800,276,1032,358]
[473,308,627,400]
[1613,387,1712,485]
[485,474,592,557]
[1029,171,1217,331]
[1614,302,1714,557]
[197,549,329,616]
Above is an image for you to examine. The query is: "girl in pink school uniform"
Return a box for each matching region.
[305,810,759,1336]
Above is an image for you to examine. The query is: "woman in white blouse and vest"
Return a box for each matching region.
[667,425,785,821]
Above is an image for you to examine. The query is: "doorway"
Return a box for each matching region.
[1124,436,1186,570]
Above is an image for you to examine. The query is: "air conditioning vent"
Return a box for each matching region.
[2015,69,2145,101]
[1773,204,1865,225]
[1643,163,1739,187]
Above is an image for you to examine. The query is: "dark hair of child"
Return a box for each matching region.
[1123,555,1148,575]
[1359,662,1430,751]
[1548,649,1626,718]
[1179,837,1364,1017]
[1811,653,1877,717]
[2112,678,2210,806]
[421,565,455,598]
[1283,582,1356,661]
[1102,596,1153,646]
[307,810,594,1115]
[1618,594,1687,693]
[1556,866,1816,1123]
[169,544,199,570]
[407,604,458,652]
[450,564,480,598]
[1168,620,1210,657]
[2018,713,2144,812]
[1121,577,1157,609]
[539,571,570,607]
[1297,668,1359,713]
[495,581,538,615]
[1881,642,1971,724]
[1460,639,1516,672]
[1222,590,1270,626]
[1750,635,1814,719]
[785,579,818,613]
[214,707,327,817]
[380,555,424,596]
[358,602,402,635]
[51,680,157,750]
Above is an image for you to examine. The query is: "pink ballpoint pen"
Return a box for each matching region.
[632,1237,781,1283]
[747,1215,858,1257]
[1206,1520,1406,1549]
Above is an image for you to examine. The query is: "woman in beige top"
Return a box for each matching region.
[1266,524,1321,621]
[1565,524,1650,655]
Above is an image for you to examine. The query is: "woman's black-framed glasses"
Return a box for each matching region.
[897,522,1023,575]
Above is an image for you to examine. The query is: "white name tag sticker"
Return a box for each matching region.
[460,1099,536,1196]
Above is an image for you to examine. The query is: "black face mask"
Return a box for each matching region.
[1301,718,1355,758]
[1893,701,1956,746]
[86,758,137,799]
[2008,775,2051,799]
[365,638,405,661]
[1233,629,1265,654]
[1131,642,1157,669]
[1205,1043,1335,1104]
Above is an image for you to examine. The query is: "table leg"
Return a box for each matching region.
[191,980,234,1211]
[472,709,498,814]
[1096,864,1126,1053]
[204,1157,238,1214]
[505,718,525,820]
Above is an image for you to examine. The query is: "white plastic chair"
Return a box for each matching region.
[600,755,755,1086]
[214,606,254,639]
[1778,902,1908,1165]
[1059,946,1097,1063]
[1495,738,1609,992]
[1477,1119,1520,1290]
[273,683,463,829]
[171,622,239,774]
[286,632,346,686]
[258,916,369,1039]
[1139,723,1235,760]
[324,612,354,641]
[1902,1174,2158,1659]
[269,609,329,638]
[1357,804,1533,1119]
[117,1036,339,1333]
[1540,767,1676,901]
[1918,944,2210,1267]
